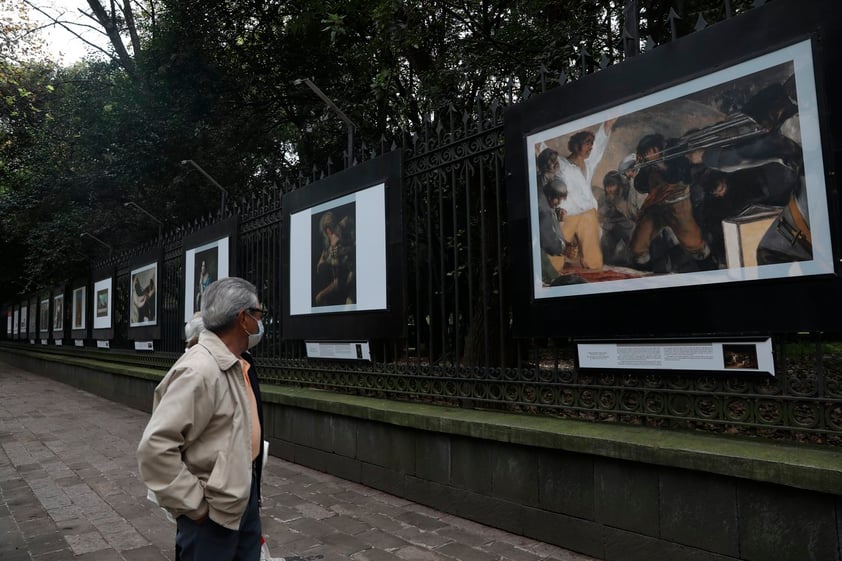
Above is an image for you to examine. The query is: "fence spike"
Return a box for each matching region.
[694,13,708,31]
[579,45,590,73]
[598,54,609,70]
[558,71,568,85]
[752,0,766,7]
[668,8,680,40]
[520,85,532,101]
[724,0,733,18]
[644,35,656,52]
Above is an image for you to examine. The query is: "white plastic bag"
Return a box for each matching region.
[146,488,176,524]
[260,536,284,561]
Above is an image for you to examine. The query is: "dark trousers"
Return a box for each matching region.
[176,475,261,561]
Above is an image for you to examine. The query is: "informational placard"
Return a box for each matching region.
[305,341,371,361]
[134,341,154,351]
[577,338,775,375]
[96,340,110,349]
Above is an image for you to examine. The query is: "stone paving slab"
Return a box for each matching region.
[0,360,601,561]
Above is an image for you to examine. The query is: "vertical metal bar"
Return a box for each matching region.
[425,174,436,366]
[623,0,639,58]
[815,331,826,396]
[494,147,506,366]
[413,178,423,366]
[441,167,451,364]
[479,153,489,366]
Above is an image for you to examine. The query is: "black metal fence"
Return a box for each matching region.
[4,0,842,446]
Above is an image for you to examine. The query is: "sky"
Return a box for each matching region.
[27,0,111,64]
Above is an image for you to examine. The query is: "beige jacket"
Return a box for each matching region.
[137,330,255,530]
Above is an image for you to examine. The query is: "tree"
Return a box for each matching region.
[1,0,761,308]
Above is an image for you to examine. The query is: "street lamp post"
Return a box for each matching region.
[124,201,164,238]
[294,78,356,168]
[80,232,113,255]
[181,159,228,215]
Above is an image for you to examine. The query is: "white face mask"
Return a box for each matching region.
[245,315,264,349]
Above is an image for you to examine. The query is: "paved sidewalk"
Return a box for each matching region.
[0,361,598,561]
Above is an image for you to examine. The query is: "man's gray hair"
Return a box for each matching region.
[201,277,258,333]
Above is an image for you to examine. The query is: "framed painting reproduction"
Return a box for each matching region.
[52,292,64,334]
[183,216,237,322]
[504,0,841,338]
[39,298,49,334]
[27,299,36,339]
[91,276,113,339]
[71,285,86,335]
[129,248,163,341]
[18,303,26,340]
[130,263,157,327]
[283,150,405,341]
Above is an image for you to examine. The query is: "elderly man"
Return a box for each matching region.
[138,277,266,561]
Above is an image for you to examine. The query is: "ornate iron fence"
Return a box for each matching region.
[5,0,842,446]
[66,86,842,447]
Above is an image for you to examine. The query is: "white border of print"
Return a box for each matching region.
[288,182,387,316]
[72,286,86,330]
[53,294,64,331]
[527,39,833,300]
[39,298,49,333]
[130,262,158,327]
[93,277,113,329]
[184,237,229,322]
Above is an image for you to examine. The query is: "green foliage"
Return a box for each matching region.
[1,0,757,303]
